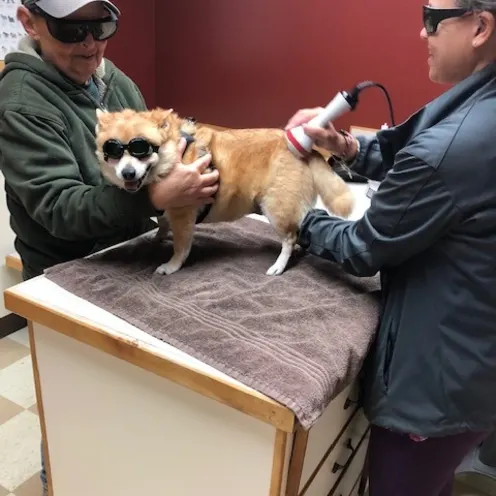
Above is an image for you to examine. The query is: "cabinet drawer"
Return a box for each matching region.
[332,427,369,496]
[299,384,361,491]
[300,409,369,496]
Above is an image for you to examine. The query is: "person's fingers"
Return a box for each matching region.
[176,137,187,159]
[193,153,212,173]
[284,114,300,131]
[284,107,322,130]
[285,112,313,130]
[198,184,218,198]
[199,168,219,186]
[302,124,331,142]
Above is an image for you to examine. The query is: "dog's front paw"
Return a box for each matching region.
[154,261,182,275]
[266,262,286,276]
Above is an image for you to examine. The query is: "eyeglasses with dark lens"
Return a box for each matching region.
[29,6,119,43]
[102,138,160,161]
[423,5,473,35]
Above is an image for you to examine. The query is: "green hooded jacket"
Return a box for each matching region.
[0,37,157,279]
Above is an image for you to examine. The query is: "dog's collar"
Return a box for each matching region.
[196,203,213,224]
[181,130,196,149]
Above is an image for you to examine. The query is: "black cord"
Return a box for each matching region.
[354,80,396,127]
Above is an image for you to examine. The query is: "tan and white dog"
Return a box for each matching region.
[95,108,354,276]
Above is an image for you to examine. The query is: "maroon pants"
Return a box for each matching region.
[367,425,488,496]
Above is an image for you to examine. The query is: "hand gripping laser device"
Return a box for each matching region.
[284,81,395,159]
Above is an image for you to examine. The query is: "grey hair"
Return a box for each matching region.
[456,0,496,10]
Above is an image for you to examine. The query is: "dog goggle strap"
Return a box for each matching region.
[102,138,160,161]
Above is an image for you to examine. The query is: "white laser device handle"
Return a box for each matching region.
[309,91,353,128]
[285,91,353,158]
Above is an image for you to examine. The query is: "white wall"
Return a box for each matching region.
[0,172,22,317]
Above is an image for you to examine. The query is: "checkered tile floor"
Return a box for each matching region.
[0,328,43,496]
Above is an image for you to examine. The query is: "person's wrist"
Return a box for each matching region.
[147,183,167,213]
[336,130,358,163]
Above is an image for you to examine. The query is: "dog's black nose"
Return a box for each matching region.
[121,166,136,180]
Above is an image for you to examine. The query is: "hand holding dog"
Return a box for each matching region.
[284,107,358,161]
[148,137,219,210]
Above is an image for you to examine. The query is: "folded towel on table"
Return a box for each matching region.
[44,216,381,429]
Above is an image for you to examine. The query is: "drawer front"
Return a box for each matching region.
[300,383,361,490]
[332,428,369,496]
[300,409,369,496]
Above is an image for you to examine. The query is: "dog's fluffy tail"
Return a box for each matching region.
[308,154,355,218]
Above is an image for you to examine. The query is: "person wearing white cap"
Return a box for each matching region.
[23,0,121,20]
[18,0,121,84]
[0,2,218,494]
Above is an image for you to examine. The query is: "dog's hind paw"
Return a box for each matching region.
[154,261,182,275]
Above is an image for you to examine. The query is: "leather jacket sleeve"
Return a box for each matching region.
[298,151,461,276]
[348,135,391,181]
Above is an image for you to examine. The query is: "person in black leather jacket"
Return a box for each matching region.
[285,1,496,495]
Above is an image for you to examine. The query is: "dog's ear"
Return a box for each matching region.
[181,117,197,136]
[95,109,117,131]
[146,108,174,128]
[95,109,108,135]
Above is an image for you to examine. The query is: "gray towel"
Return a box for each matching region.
[44,217,380,429]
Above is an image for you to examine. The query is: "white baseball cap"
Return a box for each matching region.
[22,0,120,19]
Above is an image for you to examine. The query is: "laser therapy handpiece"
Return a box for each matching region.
[284,83,366,159]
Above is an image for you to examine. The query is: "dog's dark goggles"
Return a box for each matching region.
[30,6,118,43]
[102,138,160,161]
[423,5,472,35]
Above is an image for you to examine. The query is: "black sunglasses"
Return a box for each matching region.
[103,138,160,161]
[423,5,473,35]
[30,6,119,43]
